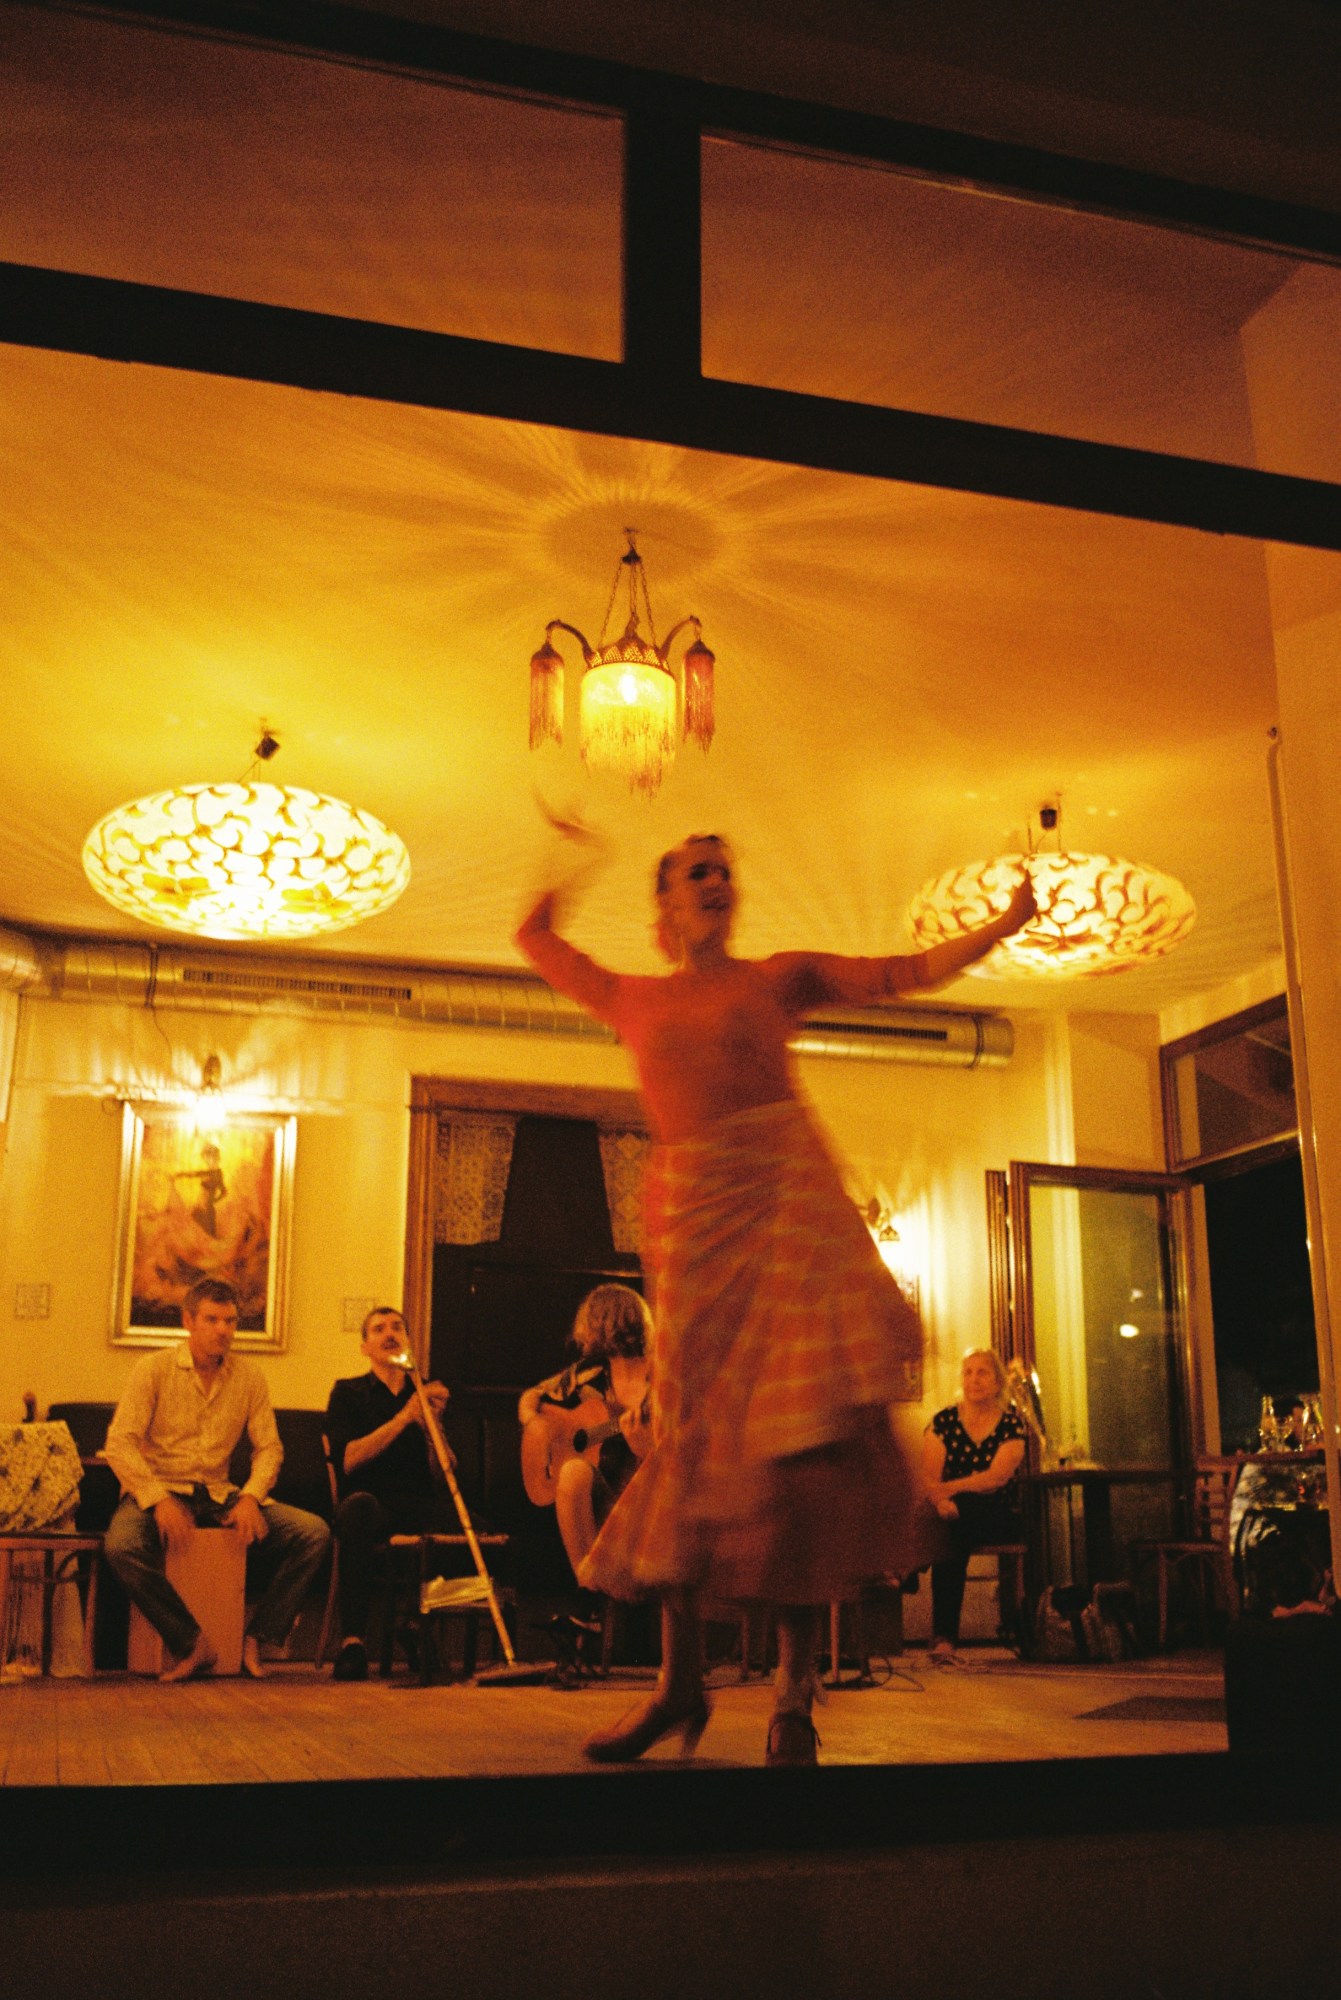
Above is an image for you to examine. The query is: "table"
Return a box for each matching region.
[1028,1465,1180,1591]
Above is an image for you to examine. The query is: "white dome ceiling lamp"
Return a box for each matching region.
[528,528,716,799]
[82,726,411,942]
[908,803,1196,978]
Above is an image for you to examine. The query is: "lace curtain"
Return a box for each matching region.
[432,1110,649,1253]
[433,1113,517,1245]
[598,1127,650,1255]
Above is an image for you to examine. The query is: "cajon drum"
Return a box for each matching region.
[127,1525,247,1675]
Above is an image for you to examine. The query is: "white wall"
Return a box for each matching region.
[0,989,1059,1422]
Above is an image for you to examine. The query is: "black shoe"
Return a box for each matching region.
[332,1638,368,1682]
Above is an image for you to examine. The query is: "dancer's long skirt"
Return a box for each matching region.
[579,1099,926,1603]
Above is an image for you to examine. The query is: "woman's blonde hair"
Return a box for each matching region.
[960,1346,1008,1398]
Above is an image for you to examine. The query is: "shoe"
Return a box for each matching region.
[240,1635,269,1680]
[159,1632,217,1683]
[765,1710,820,1766]
[332,1638,369,1681]
[929,1639,958,1666]
[582,1690,712,1763]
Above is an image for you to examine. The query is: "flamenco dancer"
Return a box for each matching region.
[517,830,1035,1765]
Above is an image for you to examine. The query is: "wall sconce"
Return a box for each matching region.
[863,1196,920,1311]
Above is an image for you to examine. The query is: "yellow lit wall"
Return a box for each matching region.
[0,989,1056,1420]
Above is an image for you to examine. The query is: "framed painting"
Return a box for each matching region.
[110,1102,296,1349]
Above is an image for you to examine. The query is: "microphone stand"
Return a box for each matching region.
[393,1351,516,1668]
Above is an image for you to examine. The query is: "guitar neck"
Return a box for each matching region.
[571,1417,621,1453]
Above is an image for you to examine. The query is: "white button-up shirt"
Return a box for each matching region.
[105,1345,283,1511]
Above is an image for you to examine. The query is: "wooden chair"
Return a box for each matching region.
[1128,1457,1240,1650]
[0,1531,102,1677]
[970,1542,1030,1652]
[316,1434,510,1681]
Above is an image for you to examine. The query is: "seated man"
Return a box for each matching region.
[518,1283,652,1582]
[104,1277,331,1681]
[324,1305,453,1682]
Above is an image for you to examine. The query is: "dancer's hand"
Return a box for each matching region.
[999,869,1037,937]
[934,1494,960,1521]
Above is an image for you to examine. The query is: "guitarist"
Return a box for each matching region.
[518,1284,653,1581]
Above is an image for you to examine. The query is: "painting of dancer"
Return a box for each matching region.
[111,1104,295,1349]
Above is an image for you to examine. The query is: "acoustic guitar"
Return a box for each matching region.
[521,1360,650,1509]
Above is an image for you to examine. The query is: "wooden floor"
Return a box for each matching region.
[0,1647,1226,1785]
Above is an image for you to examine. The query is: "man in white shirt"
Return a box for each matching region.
[104,1277,330,1681]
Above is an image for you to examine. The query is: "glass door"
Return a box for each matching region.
[1006,1163,1195,1584]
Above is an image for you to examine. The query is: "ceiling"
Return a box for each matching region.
[0,3,1321,1018]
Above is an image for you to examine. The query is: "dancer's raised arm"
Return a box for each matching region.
[771,872,1036,1012]
[515,887,620,1023]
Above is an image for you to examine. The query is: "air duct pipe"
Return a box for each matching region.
[0,925,1012,1068]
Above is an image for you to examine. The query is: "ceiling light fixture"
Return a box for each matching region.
[907,802,1195,978]
[528,528,716,798]
[82,728,410,942]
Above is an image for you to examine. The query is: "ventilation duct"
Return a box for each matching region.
[0,925,1011,1067]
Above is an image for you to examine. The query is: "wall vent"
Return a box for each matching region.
[180,966,415,1004]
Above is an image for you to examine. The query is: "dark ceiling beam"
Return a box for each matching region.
[6,259,1341,549]
[78,0,1341,260]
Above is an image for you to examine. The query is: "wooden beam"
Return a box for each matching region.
[6,260,1341,548]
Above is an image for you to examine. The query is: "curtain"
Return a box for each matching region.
[597,1126,651,1255]
[433,1112,517,1245]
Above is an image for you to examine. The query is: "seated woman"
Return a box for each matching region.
[922,1348,1026,1663]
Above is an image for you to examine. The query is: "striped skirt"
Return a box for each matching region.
[578,1098,925,1603]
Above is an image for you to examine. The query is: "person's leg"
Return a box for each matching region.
[554,1457,601,1575]
[332,1492,391,1640]
[931,1494,1015,1653]
[773,1603,820,1714]
[103,1493,202,1661]
[244,1501,331,1649]
[582,1591,709,1761]
[767,1604,823,1765]
[930,1538,971,1652]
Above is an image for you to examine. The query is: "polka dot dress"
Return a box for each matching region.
[930,1403,1025,1480]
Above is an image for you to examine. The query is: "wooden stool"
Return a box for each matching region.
[128,1526,247,1674]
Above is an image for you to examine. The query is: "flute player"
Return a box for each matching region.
[324,1305,453,1682]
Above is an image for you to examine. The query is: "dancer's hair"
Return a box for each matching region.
[572,1283,652,1361]
[960,1346,1008,1398]
[653,833,733,960]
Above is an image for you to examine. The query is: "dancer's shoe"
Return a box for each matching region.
[582,1690,711,1763]
[765,1710,820,1766]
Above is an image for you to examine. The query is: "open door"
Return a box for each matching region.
[994,1162,1197,1586]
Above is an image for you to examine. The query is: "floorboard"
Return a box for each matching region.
[0,1647,1227,1786]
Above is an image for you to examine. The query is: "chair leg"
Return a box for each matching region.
[1157,1553,1170,1650]
[315,1542,340,1669]
[82,1550,99,1678]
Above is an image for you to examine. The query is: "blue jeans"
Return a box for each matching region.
[105,1487,330,1659]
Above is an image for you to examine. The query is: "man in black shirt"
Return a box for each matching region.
[324,1305,451,1681]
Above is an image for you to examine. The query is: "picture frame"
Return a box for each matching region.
[110,1101,296,1350]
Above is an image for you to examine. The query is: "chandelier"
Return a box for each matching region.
[907,805,1196,977]
[82,730,410,942]
[528,529,716,798]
